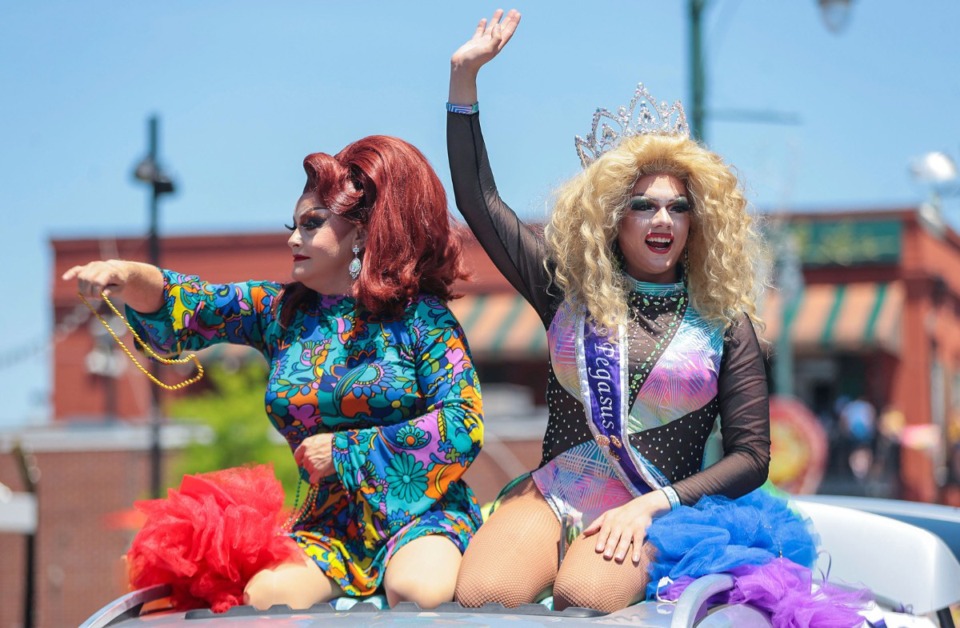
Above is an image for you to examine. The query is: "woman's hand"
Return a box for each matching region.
[583,490,670,564]
[451,9,521,73]
[449,9,521,105]
[294,433,335,483]
[62,259,133,299]
[62,259,165,312]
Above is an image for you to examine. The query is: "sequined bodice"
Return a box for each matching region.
[546,280,724,485]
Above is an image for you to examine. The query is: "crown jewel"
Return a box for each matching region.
[574,83,689,168]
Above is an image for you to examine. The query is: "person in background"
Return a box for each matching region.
[839,394,877,481]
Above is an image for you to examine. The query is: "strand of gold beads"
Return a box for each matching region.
[78,291,204,391]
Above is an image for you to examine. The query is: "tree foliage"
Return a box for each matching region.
[167,360,302,505]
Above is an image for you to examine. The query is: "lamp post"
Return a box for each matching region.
[818,0,855,34]
[686,0,852,396]
[132,115,176,499]
[687,0,853,143]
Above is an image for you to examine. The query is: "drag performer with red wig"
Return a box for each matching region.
[64,135,484,611]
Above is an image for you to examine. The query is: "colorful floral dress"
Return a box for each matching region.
[127,270,484,596]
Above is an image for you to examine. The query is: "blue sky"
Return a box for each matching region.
[1,1,958,427]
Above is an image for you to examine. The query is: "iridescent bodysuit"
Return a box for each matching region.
[447,111,770,529]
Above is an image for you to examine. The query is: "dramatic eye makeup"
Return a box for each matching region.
[286,208,328,231]
[669,197,691,213]
[627,196,690,213]
[628,196,655,212]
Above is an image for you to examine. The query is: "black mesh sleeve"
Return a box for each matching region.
[672,314,771,504]
[447,112,559,322]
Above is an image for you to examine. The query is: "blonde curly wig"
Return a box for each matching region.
[545,134,767,331]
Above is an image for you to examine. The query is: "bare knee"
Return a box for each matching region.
[244,569,285,610]
[385,571,454,609]
[243,559,338,610]
[385,535,461,609]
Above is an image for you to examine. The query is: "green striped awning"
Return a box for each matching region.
[449,294,546,359]
[762,282,903,354]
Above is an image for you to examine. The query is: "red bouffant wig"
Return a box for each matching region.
[286,135,467,320]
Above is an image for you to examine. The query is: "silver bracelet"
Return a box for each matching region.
[660,486,681,511]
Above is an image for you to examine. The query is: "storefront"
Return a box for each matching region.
[763,208,960,502]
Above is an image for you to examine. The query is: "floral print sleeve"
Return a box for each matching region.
[126,269,281,356]
[331,297,484,518]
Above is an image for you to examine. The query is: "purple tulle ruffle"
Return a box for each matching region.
[657,558,871,628]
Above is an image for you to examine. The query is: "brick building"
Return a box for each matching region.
[764,207,960,503]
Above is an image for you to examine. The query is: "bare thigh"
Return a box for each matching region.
[552,534,655,613]
[454,478,561,608]
[384,534,462,609]
[243,552,341,610]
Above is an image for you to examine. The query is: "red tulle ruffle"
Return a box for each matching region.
[126,465,300,613]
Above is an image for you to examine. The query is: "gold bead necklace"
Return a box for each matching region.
[78,291,204,391]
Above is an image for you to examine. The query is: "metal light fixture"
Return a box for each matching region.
[911,151,958,236]
[818,0,854,34]
[910,151,959,185]
[133,155,176,195]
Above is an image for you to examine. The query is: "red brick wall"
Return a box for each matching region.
[0,445,174,628]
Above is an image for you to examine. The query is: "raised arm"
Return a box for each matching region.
[447,10,556,318]
[448,9,521,107]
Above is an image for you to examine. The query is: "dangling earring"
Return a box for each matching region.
[349,244,362,280]
[682,248,690,285]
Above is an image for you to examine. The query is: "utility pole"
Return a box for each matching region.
[688,0,707,143]
[133,116,176,498]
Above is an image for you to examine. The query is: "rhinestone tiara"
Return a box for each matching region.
[574,83,690,168]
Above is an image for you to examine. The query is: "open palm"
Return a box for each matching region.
[451,9,521,72]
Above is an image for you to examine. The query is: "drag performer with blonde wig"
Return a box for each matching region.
[445,10,867,624]
[548,131,763,334]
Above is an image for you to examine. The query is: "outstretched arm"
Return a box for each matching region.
[62,259,164,313]
[67,264,279,356]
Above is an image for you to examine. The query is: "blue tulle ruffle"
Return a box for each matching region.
[645,489,817,599]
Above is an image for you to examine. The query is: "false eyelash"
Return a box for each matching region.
[284,223,296,232]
